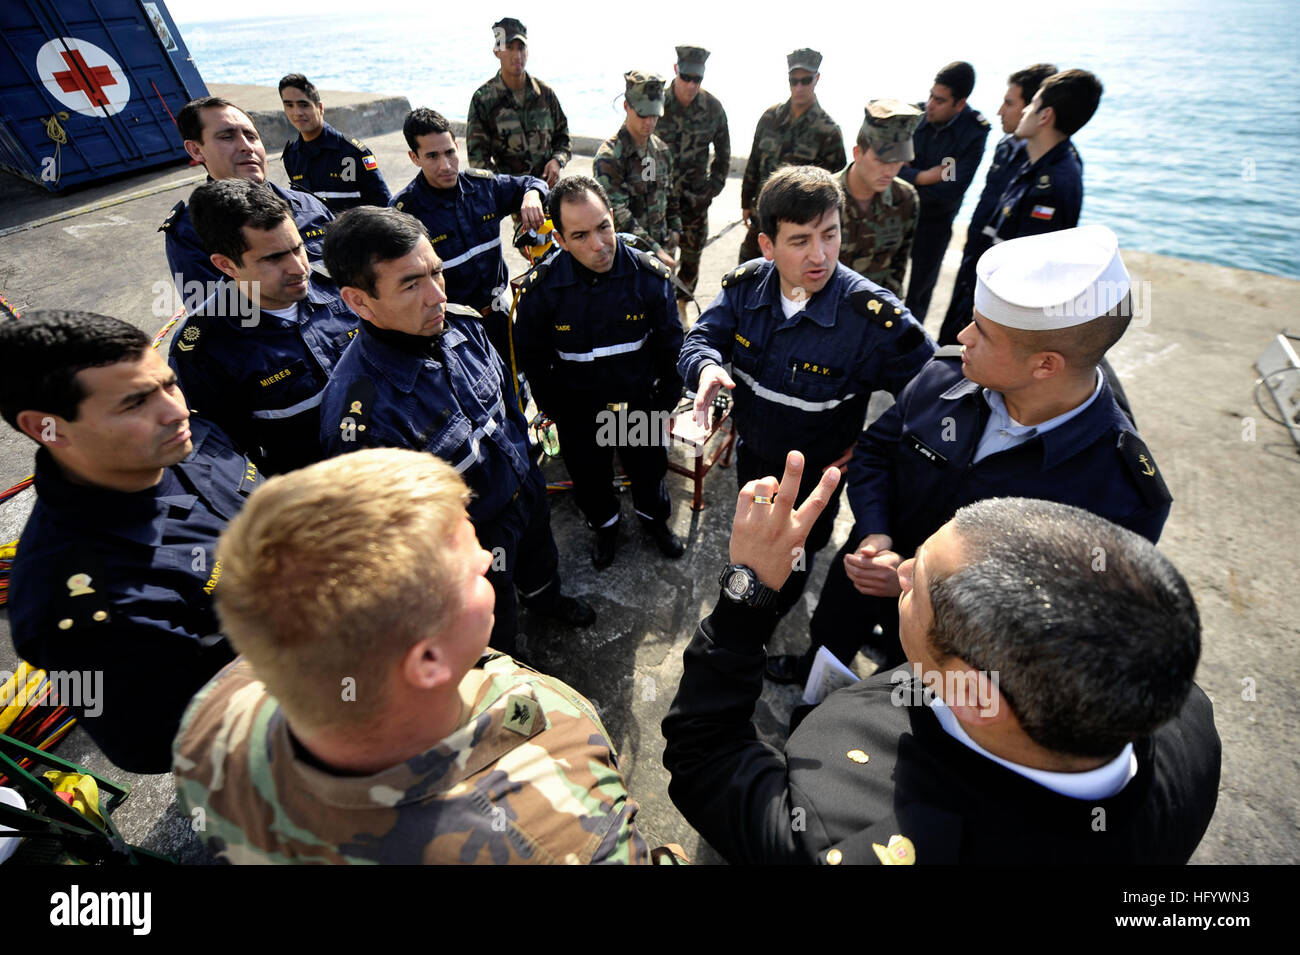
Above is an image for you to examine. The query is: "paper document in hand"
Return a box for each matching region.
[670,408,712,445]
[802,645,861,706]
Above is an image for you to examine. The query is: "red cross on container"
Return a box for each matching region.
[52,49,117,108]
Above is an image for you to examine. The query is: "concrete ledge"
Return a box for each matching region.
[208,83,412,149]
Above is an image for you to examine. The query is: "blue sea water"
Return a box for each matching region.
[177,0,1300,279]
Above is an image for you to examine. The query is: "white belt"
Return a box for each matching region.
[733,368,855,413]
[556,335,648,363]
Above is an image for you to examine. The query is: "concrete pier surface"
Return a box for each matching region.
[0,85,1296,866]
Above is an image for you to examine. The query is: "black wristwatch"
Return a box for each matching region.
[718,563,779,611]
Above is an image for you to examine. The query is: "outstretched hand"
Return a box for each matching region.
[730,451,841,590]
[692,364,735,430]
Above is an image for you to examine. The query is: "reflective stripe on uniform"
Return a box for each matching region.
[440,236,502,270]
[555,334,648,363]
[250,389,326,419]
[450,433,482,474]
[732,368,855,413]
[448,394,506,473]
[314,190,362,199]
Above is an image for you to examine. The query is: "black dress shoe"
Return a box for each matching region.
[533,593,596,628]
[592,524,619,569]
[643,520,686,559]
[764,653,810,685]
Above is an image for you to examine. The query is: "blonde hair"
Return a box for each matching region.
[214,448,470,730]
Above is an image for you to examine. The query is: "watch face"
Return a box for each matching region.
[726,570,750,597]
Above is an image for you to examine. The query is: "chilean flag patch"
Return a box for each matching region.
[362,155,378,171]
[1030,205,1055,220]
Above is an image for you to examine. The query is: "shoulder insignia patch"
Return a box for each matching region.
[973,111,990,127]
[502,693,542,736]
[339,376,376,445]
[171,315,211,355]
[350,137,370,151]
[720,260,762,289]
[872,834,917,865]
[849,288,904,329]
[630,248,670,279]
[1118,432,1172,508]
[465,167,495,179]
[158,200,185,232]
[445,303,480,319]
[51,550,113,633]
[522,256,554,289]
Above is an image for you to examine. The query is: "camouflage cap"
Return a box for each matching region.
[624,70,666,117]
[492,17,527,48]
[860,98,923,162]
[787,48,822,73]
[675,45,710,75]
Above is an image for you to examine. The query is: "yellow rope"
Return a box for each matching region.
[507,287,525,414]
[41,112,69,187]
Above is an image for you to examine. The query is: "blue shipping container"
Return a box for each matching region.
[0,0,208,191]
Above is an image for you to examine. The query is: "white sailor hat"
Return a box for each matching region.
[974,225,1131,330]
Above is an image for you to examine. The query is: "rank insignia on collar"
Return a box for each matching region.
[66,573,95,597]
[503,693,541,736]
[872,834,916,865]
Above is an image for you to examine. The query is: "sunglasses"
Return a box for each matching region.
[788,75,815,87]
[679,74,703,85]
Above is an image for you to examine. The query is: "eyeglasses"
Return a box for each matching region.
[679,74,703,85]
[788,75,815,87]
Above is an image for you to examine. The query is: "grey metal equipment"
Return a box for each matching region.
[1254,332,1300,452]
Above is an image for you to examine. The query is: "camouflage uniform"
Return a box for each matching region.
[173,655,651,864]
[466,73,572,178]
[837,100,923,296]
[593,72,681,254]
[739,99,846,261]
[657,47,730,300]
[837,168,918,297]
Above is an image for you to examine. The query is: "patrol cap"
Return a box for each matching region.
[492,17,527,48]
[859,99,922,163]
[676,45,710,75]
[974,225,1131,330]
[787,48,822,73]
[624,70,666,117]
